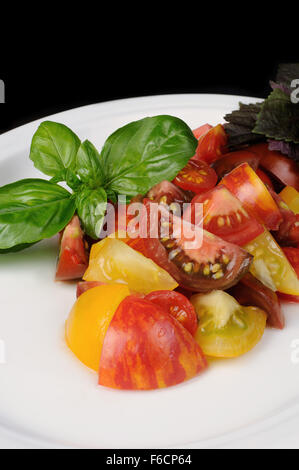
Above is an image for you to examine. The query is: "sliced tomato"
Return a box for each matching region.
[185,185,264,246]
[141,201,252,292]
[76,281,105,298]
[256,168,274,190]
[191,290,266,358]
[244,230,299,296]
[55,215,89,281]
[249,143,299,192]
[221,162,282,230]
[173,159,217,195]
[145,290,198,336]
[194,124,228,164]
[99,295,207,390]
[147,180,191,206]
[228,273,284,329]
[277,248,299,303]
[268,188,299,246]
[192,124,213,140]
[280,186,299,214]
[212,150,260,179]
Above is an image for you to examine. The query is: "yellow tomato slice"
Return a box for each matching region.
[244,230,299,295]
[65,284,130,371]
[280,186,299,214]
[191,290,266,358]
[83,238,178,294]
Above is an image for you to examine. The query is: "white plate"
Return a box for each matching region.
[1,94,299,449]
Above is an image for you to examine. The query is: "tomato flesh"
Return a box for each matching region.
[55,215,89,281]
[191,290,266,358]
[194,124,228,164]
[173,159,217,194]
[278,247,299,303]
[186,185,264,246]
[141,202,252,292]
[221,162,282,230]
[280,186,299,214]
[212,150,260,179]
[99,295,207,390]
[249,143,299,192]
[228,273,284,329]
[268,188,299,246]
[244,230,299,295]
[145,290,198,336]
[192,124,212,140]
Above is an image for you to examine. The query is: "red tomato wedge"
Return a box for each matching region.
[229,273,284,329]
[145,290,198,336]
[194,124,228,164]
[221,162,282,231]
[185,185,264,246]
[140,201,252,293]
[278,248,299,303]
[173,159,217,195]
[147,180,190,205]
[99,295,207,390]
[193,124,213,139]
[212,150,260,179]
[249,143,299,192]
[55,215,89,281]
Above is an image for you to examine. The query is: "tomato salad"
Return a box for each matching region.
[1,81,299,390]
[62,123,299,390]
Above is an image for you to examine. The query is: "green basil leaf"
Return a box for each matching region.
[100,115,197,198]
[0,179,76,250]
[76,140,104,187]
[76,187,107,239]
[30,121,81,180]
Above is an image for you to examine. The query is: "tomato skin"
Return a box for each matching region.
[256,168,274,190]
[228,273,284,329]
[55,215,89,281]
[244,230,299,295]
[221,162,282,231]
[268,189,299,246]
[249,143,299,192]
[277,248,299,303]
[212,150,260,179]
[145,290,198,336]
[147,180,191,206]
[141,201,252,293]
[173,159,217,194]
[76,281,105,298]
[186,185,264,246]
[191,290,267,358]
[192,124,213,140]
[99,295,207,390]
[194,124,228,164]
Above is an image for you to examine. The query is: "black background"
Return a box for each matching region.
[1,43,298,134]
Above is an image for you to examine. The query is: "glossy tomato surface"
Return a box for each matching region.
[221,162,282,230]
[55,215,89,281]
[145,290,198,336]
[186,185,264,246]
[141,202,252,292]
[191,290,267,358]
[278,247,299,303]
[249,143,299,191]
[212,150,260,179]
[99,295,207,390]
[194,124,228,164]
[173,159,217,194]
[229,273,284,329]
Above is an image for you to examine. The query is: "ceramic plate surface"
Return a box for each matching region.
[1,94,299,449]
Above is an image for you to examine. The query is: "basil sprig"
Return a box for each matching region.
[0,115,197,252]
